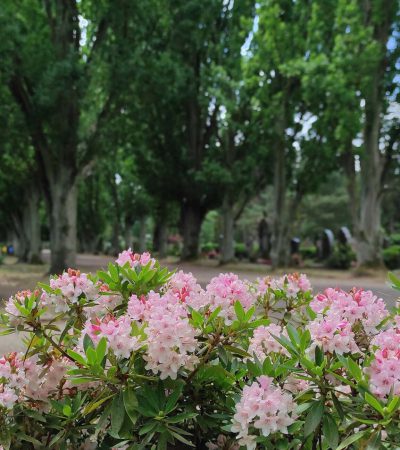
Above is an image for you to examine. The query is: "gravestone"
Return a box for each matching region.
[290,237,301,255]
[337,226,352,245]
[321,229,334,259]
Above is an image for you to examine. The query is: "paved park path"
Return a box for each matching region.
[0,251,398,354]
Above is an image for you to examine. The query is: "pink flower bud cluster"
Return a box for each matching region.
[116,249,155,269]
[310,288,388,334]
[257,273,311,298]
[232,376,296,450]
[81,315,142,359]
[248,324,289,361]
[41,269,98,313]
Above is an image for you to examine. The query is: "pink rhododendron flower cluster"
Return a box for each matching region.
[138,293,198,380]
[365,317,400,397]
[5,289,38,325]
[165,270,202,302]
[41,269,98,313]
[116,249,155,269]
[309,313,359,355]
[81,315,142,359]
[231,376,296,450]
[0,352,68,409]
[310,288,388,334]
[257,273,311,297]
[206,273,255,324]
[248,324,289,361]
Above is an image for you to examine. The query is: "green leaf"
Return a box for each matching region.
[286,323,300,346]
[335,430,366,450]
[62,404,72,417]
[111,393,125,435]
[388,272,400,290]
[66,350,86,366]
[331,394,345,421]
[364,392,384,415]
[322,414,339,449]
[83,394,114,415]
[314,345,324,366]
[96,337,108,363]
[49,430,65,448]
[108,263,120,283]
[234,301,245,322]
[304,400,324,437]
[165,384,183,413]
[83,334,94,352]
[347,357,362,381]
[123,388,139,425]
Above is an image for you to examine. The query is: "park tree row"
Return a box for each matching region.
[0,0,399,272]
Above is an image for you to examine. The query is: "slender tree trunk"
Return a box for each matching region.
[154,221,168,259]
[23,185,42,264]
[356,86,384,267]
[12,214,27,262]
[48,175,77,274]
[342,147,359,234]
[125,219,134,250]
[138,216,147,253]
[271,143,288,268]
[181,204,204,260]
[354,1,393,268]
[220,194,235,264]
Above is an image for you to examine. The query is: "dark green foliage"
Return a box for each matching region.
[383,245,400,270]
[327,243,356,270]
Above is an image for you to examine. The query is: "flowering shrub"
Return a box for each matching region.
[0,250,400,449]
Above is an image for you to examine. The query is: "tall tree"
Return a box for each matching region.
[303,0,400,267]
[0,0,119,272]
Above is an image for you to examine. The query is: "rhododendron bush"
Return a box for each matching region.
[0,250,400,449]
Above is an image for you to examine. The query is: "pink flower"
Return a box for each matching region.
[81,315,142,359]
[165,271,202,303]
[116,249,155,269]
[310,288,388,334]
[206,273,255,324]
[41,269,98,313]
[248,324,289,361]
[309,312,359,355]
[232,376,296,449]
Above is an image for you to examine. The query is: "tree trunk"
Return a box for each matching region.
[271,143,288,268]
[181,204,204,260]
[23,185,42,264]
[356,88,384,267]
[48,177,77,274]
[354,13,392,268]
[154,221,168,259]
[220,194,235,264]
[11,214,28,262]
[138,216,147,253]
[124,220,134,250]
[342,147,359,234]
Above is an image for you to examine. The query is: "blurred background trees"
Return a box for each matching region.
[0,0,399,272]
